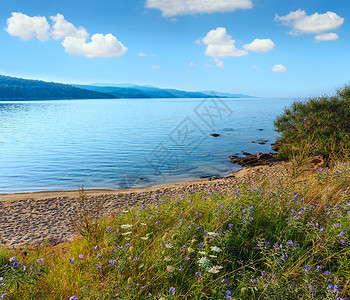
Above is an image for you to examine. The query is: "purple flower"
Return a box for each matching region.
[69,258,74,263]
[9,257,16,262]
[199,243,204,248]
[97,253,102,258]
[94,245,99,250]
[0,294,7,299]
[37,258,44,262]
[96,263,102,269]
[126,243,131,247]
[69,296,78,300]
[185,257,190,261]
[226,290,231,296]
[195,272,201,276]
[228,224,233,228]
[107,226,113,230]
[79,254,84,259]
[221,279,229,284]
[169,287,176,295]
[340,239,347,244]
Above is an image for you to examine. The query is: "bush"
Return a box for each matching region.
[274,85,350,160]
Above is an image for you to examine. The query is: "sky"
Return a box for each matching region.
[0,0,349,97]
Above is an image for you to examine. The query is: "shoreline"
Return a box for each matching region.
[0,161,289,248]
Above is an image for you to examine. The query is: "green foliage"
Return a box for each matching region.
[274,85,350,159]
[1,163,350,299]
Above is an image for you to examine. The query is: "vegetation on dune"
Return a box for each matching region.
[1,163,350,299]
[274,85,350,160]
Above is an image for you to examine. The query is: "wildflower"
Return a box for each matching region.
[197,257,210,267]
[282,254,288,259]
[198,251,206,255]
[262,271,267,276]
[207,265,223,273]
[69,296,78,300]
[226,290,231,295]
[207,231,218,237]
[164,242,173,248]
[179,265,183,271]
[94,245,99,250]
[316,265,322,270]
[109,260,116,265]
[169,287,176,295]
[122,231,132,235]
[69,258,74,263]
[9,257,15,262]
[248,216,253,220]
[303,266,311,272]
[121,224,133,229]
[79,254,84,259]
[185,257,190,261]
[107,226,113,230]
[96,263,102,269]
[327,285,334,290]
[264,240,270,245]
[126,243,131,247]
[195,272,201,276]
[228,224,233,227]
[97,253,102,258]
[221,279,229,284]
[210,246,222,252]
[167,265,175,272]
[133,257,138,261]
[199,243,204,248]
[340,239,347,244]
[37,258,44,262]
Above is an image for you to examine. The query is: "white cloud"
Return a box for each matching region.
[315,32,339,42]
[138,52,147,56]
[243,38,275,52]
[275,9,344,37]
[151,65,161,69]
[272,64,286,73]
[5,12,127,58]
[214,58,224,68]
[189,62,200,67]
[146,0,253,17]
[50,13,89,40]
[62,34,127,58]
[202,27,248,57]
[5,12,50,41]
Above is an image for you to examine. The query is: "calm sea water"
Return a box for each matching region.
[0,97,296,193]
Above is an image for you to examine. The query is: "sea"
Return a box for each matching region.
[0,97,297,193]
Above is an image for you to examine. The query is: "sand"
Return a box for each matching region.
[0,162,289,248]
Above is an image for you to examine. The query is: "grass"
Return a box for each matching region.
[1,161,350,299]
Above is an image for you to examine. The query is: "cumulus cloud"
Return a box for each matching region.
[5,12,127,58]
[62,34,127,58]
[146,0,253,17]
[214,58,224,68]
[151,65,161,69]
[202,27,248,57]
[243,38,275,52]
[189,62,200,67]
[272,64,286,73]
[275,9,344,41]
[50,13,89,40]
[315,32,339,42]
[5,12,50,41]
[138,52,147,57]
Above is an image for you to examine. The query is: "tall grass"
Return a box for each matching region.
[1,162,349,299]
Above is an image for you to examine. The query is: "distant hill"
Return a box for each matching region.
[73,84,218,98]
[0,75,116,100]
[0,75,254,100]
[200,90,255,98]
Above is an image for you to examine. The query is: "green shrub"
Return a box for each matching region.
[274,85,350,160]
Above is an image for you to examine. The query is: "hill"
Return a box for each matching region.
[0,75,116,100]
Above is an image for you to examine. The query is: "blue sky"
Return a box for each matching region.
[0,0,349,97]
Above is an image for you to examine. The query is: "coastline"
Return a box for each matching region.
[0,161,289,248]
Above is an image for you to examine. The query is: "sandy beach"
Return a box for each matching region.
[0,162,289,248]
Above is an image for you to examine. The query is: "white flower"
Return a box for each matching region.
[210,246,222,252]
[198,251,206,255]
[207,232,218,237]
[122,231,132,235]
[207,265,223,274]
[141,223,147,226]
[209,255,218,258]
[164,242,173,248]
[121,224,133,229]
[197,257,210,267]
[167,265,175,272]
